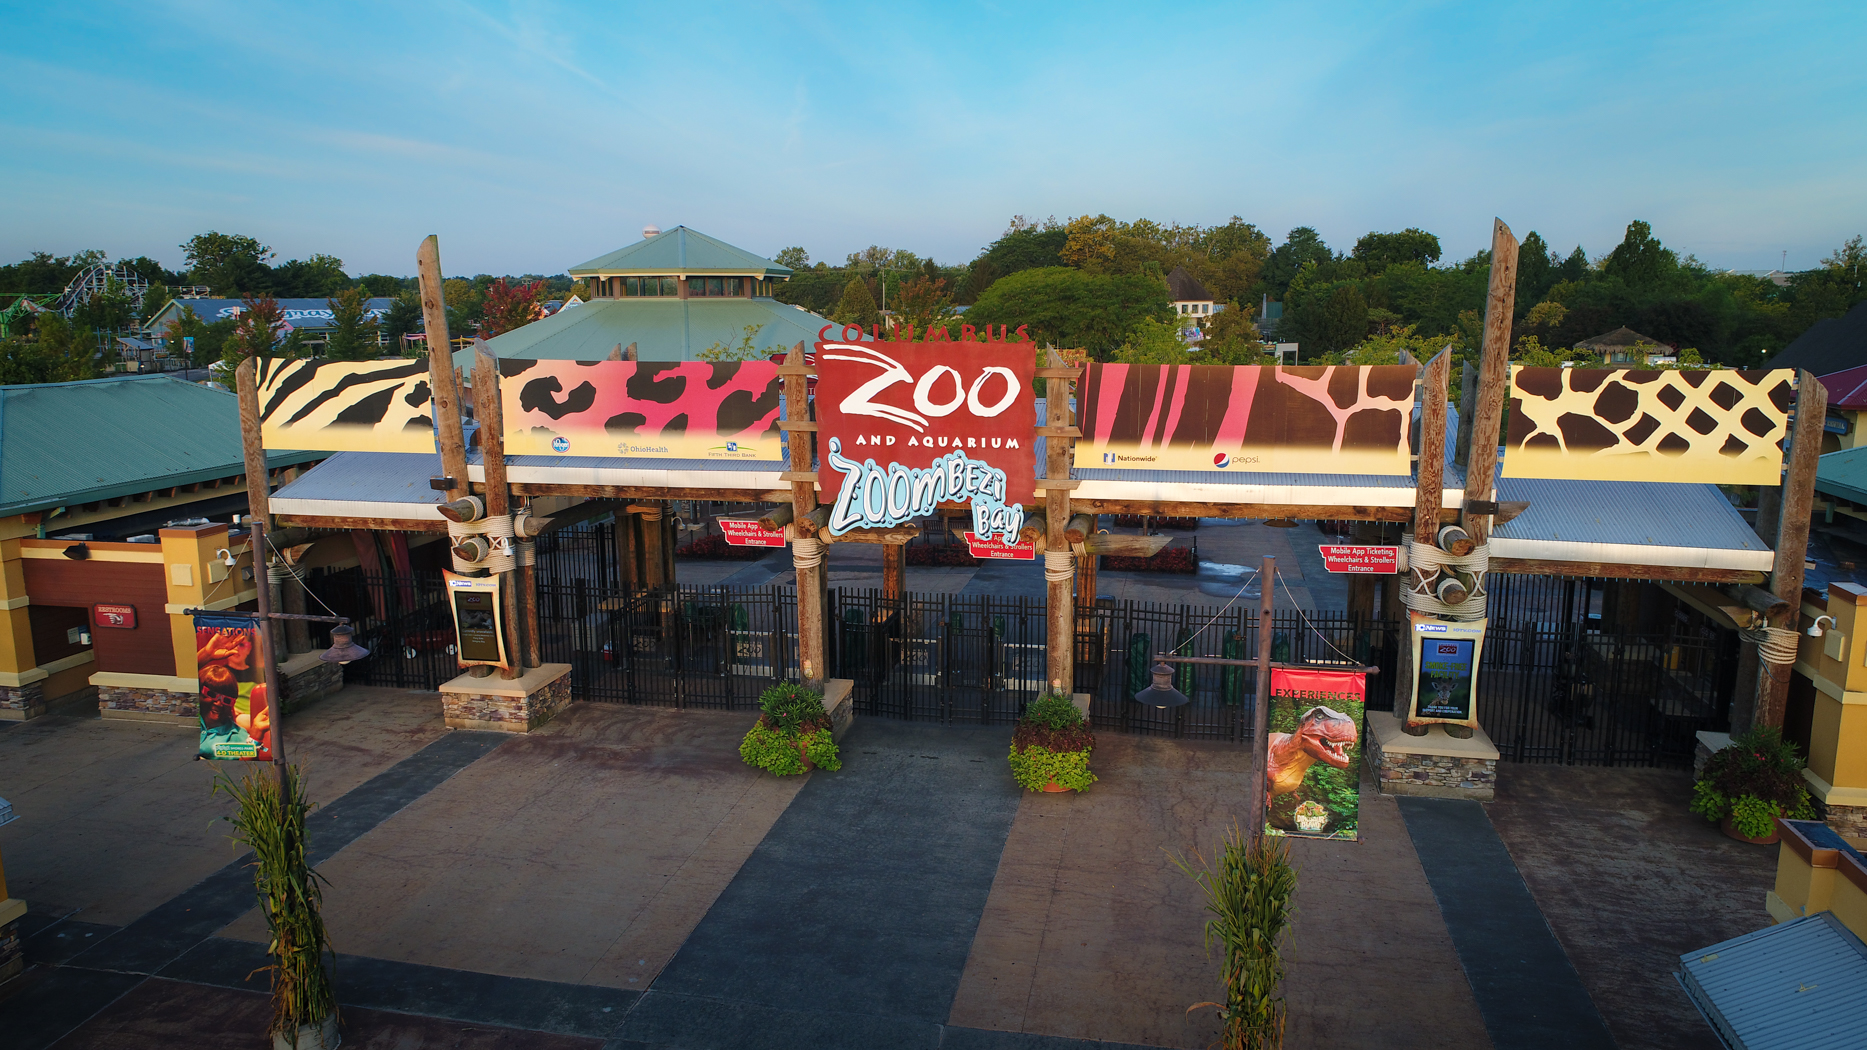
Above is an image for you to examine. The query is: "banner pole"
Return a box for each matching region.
[252,518,288,792]
[1252,554,1274,849]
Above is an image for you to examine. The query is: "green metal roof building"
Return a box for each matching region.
[468,226,838,364]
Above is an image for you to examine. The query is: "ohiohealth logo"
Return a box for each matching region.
[551,436,570,453]
[1212,453,1230,468]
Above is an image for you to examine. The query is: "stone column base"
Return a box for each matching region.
[93,674,199,723]
[0,682,45,721]
[0,898,25,986]
[822,679,854,741]
[278,653,344,713]
[439,664,573,732]
[1366,709,1500,801]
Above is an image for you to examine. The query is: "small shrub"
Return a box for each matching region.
[1690,725,1816,836]
[1008,692,1095,791]
[739,682,841,775]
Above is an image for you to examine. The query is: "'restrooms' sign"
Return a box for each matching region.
[813,337,1035,543]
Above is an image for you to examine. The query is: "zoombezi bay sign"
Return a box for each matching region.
[813,332,1036,544]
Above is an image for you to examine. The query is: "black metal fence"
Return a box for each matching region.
[304,564,1729,765]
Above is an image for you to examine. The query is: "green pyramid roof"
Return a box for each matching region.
[463,297,835,365]
[568,227,793,278]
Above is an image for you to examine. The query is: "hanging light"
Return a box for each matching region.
[320,623,371,665]
[1132,662,1190,708]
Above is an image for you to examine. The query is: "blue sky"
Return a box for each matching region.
[1,1,1861,278]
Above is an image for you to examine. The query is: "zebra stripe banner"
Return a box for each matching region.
[256,357,438,453]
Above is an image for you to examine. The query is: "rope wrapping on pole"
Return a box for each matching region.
[1401,541,1489,620]
[792,535,824,571]
[1743,626,1799,666]
[447,514,516,574]
[1043,548,1075,582]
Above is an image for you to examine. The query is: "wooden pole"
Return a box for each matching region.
[1459,219,1520,546]
[882,542,904,603]
[472,343,524,676]
[253,519,290,791]
[785,342,826,686]
[235,358,288,660]
[417,236,470,502]
[1756,369,1826,728]
[640,503,667,590]
[1251,554,1275,849]
[235,358,270,528]
[518,499,541,668]
[1045,349,1076,694]
[613,513,639,590]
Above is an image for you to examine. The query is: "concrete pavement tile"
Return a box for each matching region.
[219,704,806,990]
[0,686,445,926]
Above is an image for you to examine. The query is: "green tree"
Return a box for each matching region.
[70,275,137,333]
[1342,324,1452,366]
[323,287,381,360]
[1261,227,1335,299]
[831,277,880,328]
[381,291,422,353]
[962,267,1171,356]
[271,254,349,298]
[891,276,957,337]
[773,246,810,270]
[1351,229,1442,272]
[182,232,275,296]
[698,323,776,362]
[1603,220,1675,289]
[1198,308,1265,364]
[31,314,100,381]
[957,217,1068,303]
[1110,317,1192,364]
[219,295,287,387]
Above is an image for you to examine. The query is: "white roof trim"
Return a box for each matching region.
[271,497,446,522]
[1488,536,1774,572]
[473,463,786,490]
[1072,478,1462,508]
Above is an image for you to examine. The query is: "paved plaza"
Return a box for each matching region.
[0,676,1778,1049]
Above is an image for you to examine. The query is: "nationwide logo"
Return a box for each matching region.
[1103,452,1116,464]
[1213,453,1230,468]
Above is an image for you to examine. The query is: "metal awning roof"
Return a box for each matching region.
[1678,911,1867,1049]
[1491,475,1773,573]
[271,451,449,528]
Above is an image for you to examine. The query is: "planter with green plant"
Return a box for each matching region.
[1172,826,1298,1050]
[1008,693,1096,793]
[1689,725,1816,844]
[739,682,843,776]
[215,765,339,1050]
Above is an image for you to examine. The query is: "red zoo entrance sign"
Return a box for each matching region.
[1318,545,1401,574]
[718,518,787,548]
[93,604,137,629]
[961,531,1036,560]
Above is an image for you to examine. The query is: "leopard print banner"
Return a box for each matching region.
[1503,367,1794,484]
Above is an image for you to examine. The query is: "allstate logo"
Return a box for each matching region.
[1102,452,1116,464]
[551,436,570,453]
[1213,453,1230,468]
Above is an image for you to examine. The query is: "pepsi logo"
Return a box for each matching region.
[1212,453,1230,468]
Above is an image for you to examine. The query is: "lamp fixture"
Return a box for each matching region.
[62,543,89,560]
[1809,615,1837,638]
[1132,662,1190,708]
[320,623,371,665]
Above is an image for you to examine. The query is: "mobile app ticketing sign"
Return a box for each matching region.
[813,331,1035,544]
[1318,545,1401,574]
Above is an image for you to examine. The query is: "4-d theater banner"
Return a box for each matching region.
[195,613,271,761]
[499,359,781,461]
[813,334,1035,543]
[1406,613,1486,730]
[1076,364,1415,475]
[1265,667,1364,841]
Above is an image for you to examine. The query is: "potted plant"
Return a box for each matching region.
[739,682,843,776]
[1008,693,1097,793]
[1689,725,1817,844]
[215,766,339,1049]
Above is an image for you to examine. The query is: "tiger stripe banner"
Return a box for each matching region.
[1502,366,1794,484]
[256,357,438,453]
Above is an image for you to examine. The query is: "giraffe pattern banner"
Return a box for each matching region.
[1503,367,1794,484]
[1074,364,1416,475]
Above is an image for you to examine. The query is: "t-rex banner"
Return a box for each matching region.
[1265,666,1363,841]
[813,337,1035,543]
[498,359,782,461]
[1502,367,1793,484]
[256,357,439,453]
[195,613,271,761]
[1075,364,1415,475]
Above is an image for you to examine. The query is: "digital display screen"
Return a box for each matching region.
[453,590,502,663]
[1416,638,1475,719]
